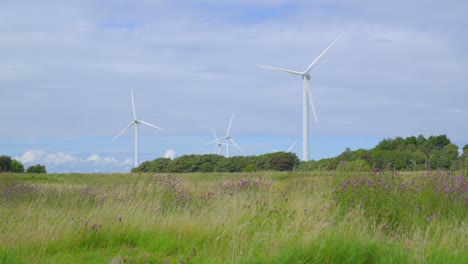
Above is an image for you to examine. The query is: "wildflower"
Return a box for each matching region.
[240,179,247,187]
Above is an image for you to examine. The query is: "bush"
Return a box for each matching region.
[11,160,25,173]
[26,164,47,174]
[336,159,371,172]
[244,164,257,172]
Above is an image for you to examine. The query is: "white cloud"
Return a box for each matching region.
[15,151,46,164]
[87,154,119,164]
[164,149,176,160]
[87,154,101,161]
[14,150,133,173]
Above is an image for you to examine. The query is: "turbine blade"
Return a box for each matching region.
[305,37,340,74]
[256,64,302,76]
[208,140,218,145]
[113,121,135,142]
[304,79,318,124]
[139,120,165,131]
[211,128,219,140]
[226,114,234,136]
[287,140,298,152]
[229,138,244,153]
[208,137,227,145]
[131,88,137,120]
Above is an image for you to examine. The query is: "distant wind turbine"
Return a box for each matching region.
[210,114,243,158]
[113,89,165,168]
[257,37,340,161]
[209,128,225,155]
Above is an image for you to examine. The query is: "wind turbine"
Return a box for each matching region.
[209,128,225,155]
[210,114,243,158]
[113,89,165,168]
[257,37,339,161]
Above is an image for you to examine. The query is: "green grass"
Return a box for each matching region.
[0,171,466,263]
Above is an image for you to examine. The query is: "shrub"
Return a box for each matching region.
[11,160,25,173]
[336,159,371,172]
[26,164,47,174]
[244,164,257,172]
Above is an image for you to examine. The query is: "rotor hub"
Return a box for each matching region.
[303,74,311,80]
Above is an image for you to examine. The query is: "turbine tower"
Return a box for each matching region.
[113,89,165,168]
[210,114,243,158]
[257,37,339,161]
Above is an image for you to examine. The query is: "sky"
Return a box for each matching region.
[1,0,467,173]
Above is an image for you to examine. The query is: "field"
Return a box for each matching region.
[1,170,467,263]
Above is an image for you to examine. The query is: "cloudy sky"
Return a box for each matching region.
[1,0,467,173]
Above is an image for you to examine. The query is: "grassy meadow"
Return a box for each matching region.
[0,170,467,263]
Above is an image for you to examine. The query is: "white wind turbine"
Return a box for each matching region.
[257,37,340,161]
[210,114,243,158]
[113,89,165,168]
[209,128,225,155]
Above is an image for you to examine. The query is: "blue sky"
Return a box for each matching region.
[1,0,467,172]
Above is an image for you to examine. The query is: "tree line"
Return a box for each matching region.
[134,134,468,173]
[297,135,468,172]
[2,135,466,174]
[132,152,300,173]
[0,156,46,173]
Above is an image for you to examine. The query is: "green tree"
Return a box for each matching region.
[410,150,427,170]
[269,152,300,171]
[0,155,12,172]
[11,160,25,173]
[405,136,417,146]
[438,143,460,169]
[428,135,451,150]
[461,145,468,161]
[461,145,468,173]
[416,135,427,146]
[26,164,47,173]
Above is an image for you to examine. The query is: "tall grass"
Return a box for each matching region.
[0,171,466,263]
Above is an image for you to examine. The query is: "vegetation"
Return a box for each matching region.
[133,152,300,173]
[134,134,467,173]
[0,155,13,172]
[0,156,26,173]
[11,160,25,173]
[298,134,467,172]
[0,170,466,263]
[25,164,47,174]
